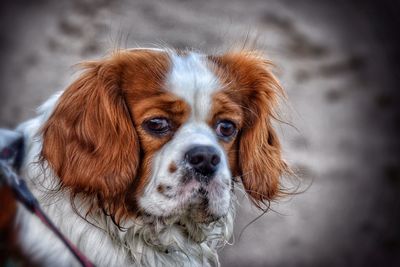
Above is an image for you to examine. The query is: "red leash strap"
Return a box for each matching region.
[0,154,96,267]
[33,206,95,267]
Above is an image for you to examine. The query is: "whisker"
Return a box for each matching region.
[237,204,270,241]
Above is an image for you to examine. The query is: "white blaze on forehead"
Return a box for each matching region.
[167,52,220,121]
[139,52,232,219]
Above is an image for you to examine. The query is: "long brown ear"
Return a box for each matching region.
[239,109,287,208]
[211,52,288,209]
[41,57,140,217]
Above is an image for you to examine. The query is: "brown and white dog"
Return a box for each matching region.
[14,48,288,266]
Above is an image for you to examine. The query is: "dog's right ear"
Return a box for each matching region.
[41,56,140,214]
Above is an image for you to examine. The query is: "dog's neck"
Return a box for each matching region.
[23,180,235,266]
[112,206,235,266]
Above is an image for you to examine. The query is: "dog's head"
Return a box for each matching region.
[41,49,287,225]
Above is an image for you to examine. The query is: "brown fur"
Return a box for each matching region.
[0,187,36,266]
[125,82,191,208]
[168,163,178,173]
[207,90,243,183]
[0,187,17,263]
[41,50,173,221]
[209,52,288,208]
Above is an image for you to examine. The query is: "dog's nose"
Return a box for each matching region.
[185,145,221,178]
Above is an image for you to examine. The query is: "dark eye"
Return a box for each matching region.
[143,118,171,136]
[215,120,237,140]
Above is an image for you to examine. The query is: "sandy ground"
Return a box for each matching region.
[0,0,399,266]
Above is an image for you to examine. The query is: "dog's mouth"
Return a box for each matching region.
[137,166,231,225]
[140,186,227,225]
[176,167,231,224]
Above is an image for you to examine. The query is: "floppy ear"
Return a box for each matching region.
[239,108,287,208]
[237,54,288,208]
[41,58,140,216]
[211,52,288,208]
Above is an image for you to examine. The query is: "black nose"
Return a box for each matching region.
[185,145,221,178]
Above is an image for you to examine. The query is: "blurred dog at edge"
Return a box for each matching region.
[0,47,289,266]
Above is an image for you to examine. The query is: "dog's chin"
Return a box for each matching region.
[186,188,226,224]
[139,192,228,225]
[140,207,224,225]
[187,205,224,224]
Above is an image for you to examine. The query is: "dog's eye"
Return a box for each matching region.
[215,120,237,140]
[143,118,171,136]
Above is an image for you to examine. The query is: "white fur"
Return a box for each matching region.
[168,52,218,122]
[15,51,235,267]
[139,52,231,220]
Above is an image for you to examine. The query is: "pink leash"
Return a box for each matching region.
[0,129,96,267]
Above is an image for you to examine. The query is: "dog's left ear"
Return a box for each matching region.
[239,107,287,208]
[211,52,288,208]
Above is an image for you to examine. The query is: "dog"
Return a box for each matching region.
[12,48,288,266]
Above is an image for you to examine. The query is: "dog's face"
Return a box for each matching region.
[41,49,287,224]
[133,52,239,223]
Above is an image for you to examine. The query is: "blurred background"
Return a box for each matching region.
[0,0,399,266]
